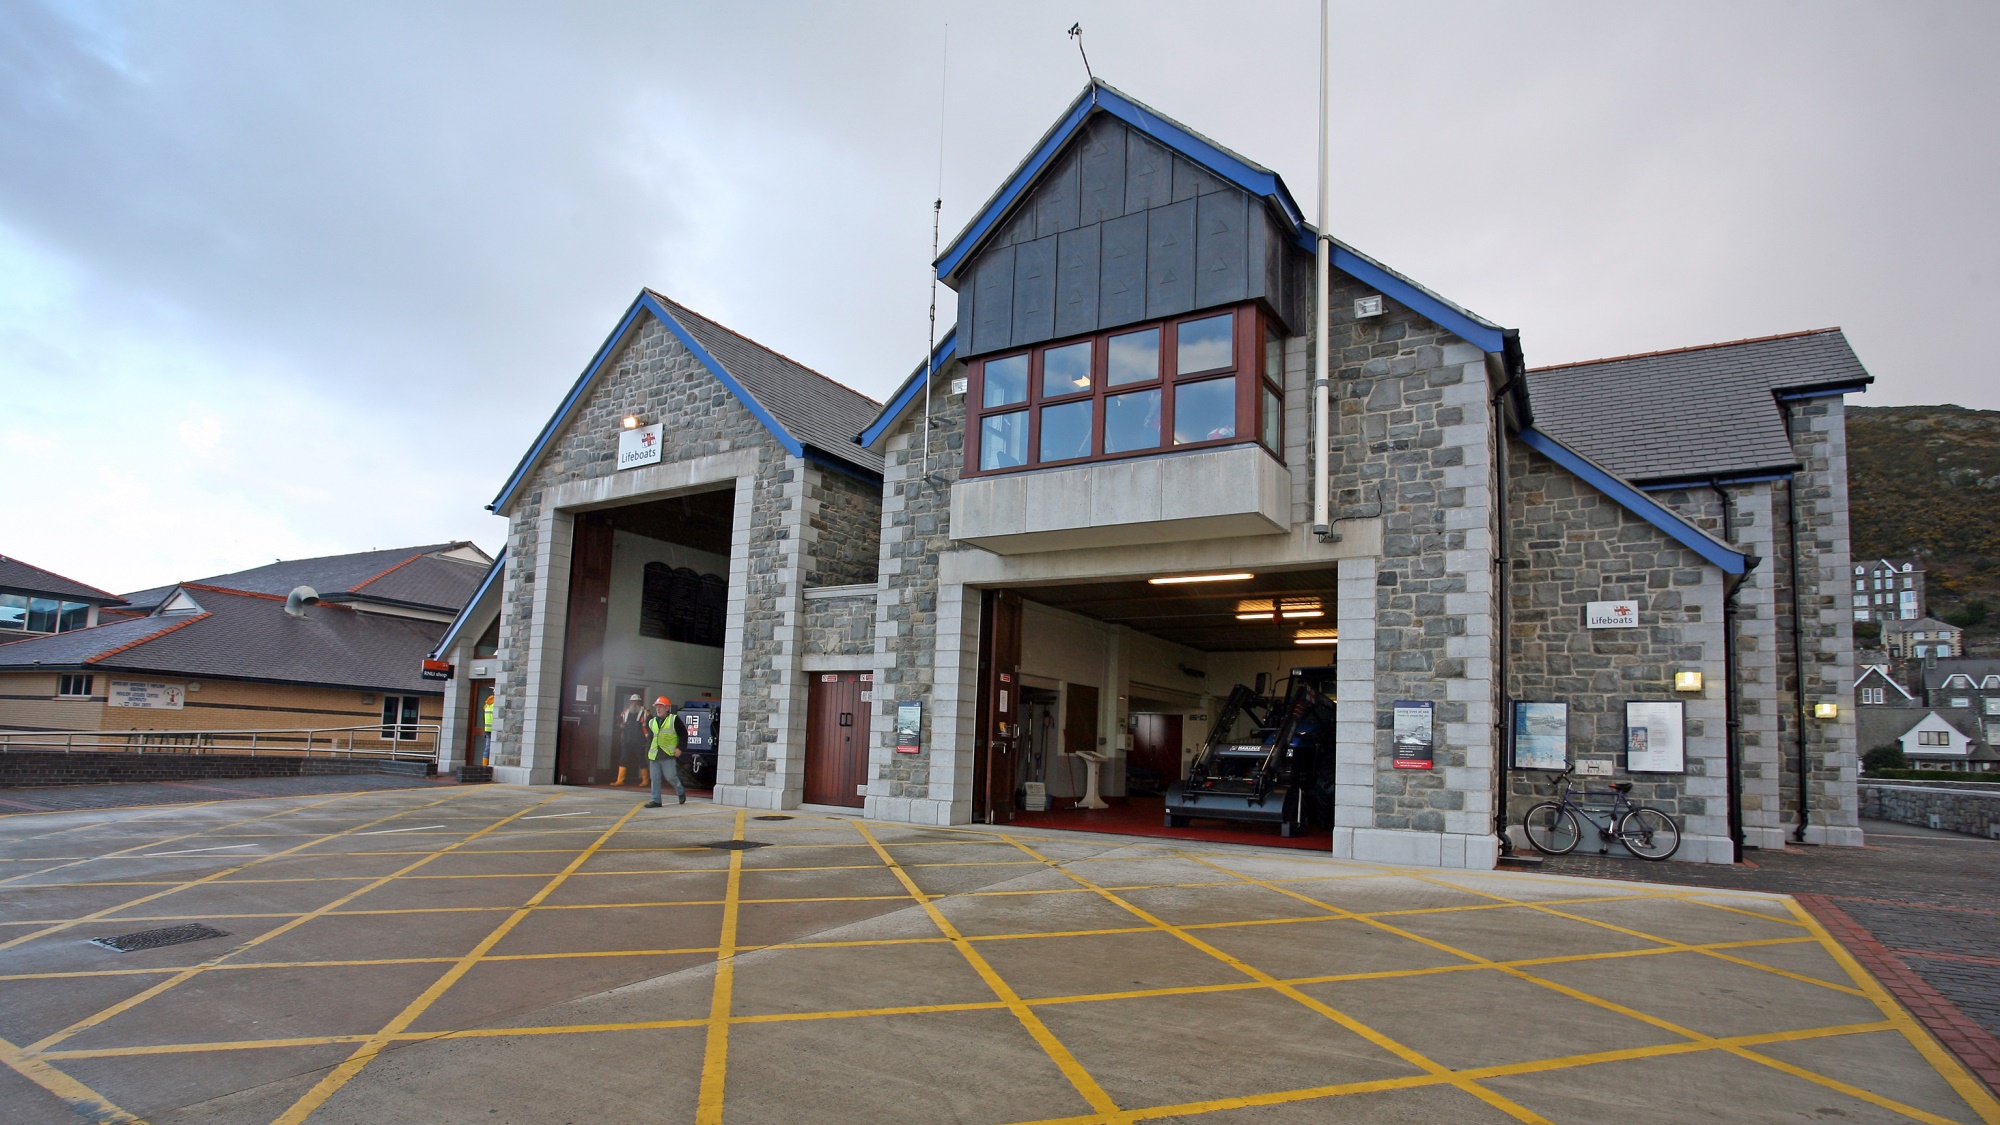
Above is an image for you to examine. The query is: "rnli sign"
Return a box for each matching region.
[617,423,664,470]
[1585,601,1639,629]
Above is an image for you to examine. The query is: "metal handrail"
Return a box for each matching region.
[0,724,442,762]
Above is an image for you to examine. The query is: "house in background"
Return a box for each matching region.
[1854,664,1917,708]
[1852,557,1925,623]
[0,555,128,639]
[1888,709,1995,772]
[1883,616,1963,660]
[0,543,490,750]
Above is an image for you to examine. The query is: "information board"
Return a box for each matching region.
[1625,700,1686,773]
[1512,701,1569,771]
[1392,701,1434,770]
[107,681,185,710]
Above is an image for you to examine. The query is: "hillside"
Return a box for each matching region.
[1846,404,2000,654]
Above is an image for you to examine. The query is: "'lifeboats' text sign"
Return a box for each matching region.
[1586,601,1638,629]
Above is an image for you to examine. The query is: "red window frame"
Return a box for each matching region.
[963,303,1285,478]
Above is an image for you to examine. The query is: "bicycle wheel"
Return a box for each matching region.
[1522,802,1582,855]
[1617,807,1681,860]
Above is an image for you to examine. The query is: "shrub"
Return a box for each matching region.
[1863,745,1908,772]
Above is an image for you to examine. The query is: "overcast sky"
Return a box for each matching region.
[3,1,1994,594]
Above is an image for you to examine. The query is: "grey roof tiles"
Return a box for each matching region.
[0,555,125,604]
[1525,329,1871,484]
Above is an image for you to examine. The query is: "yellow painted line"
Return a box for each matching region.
[1783,897,2000,1125]
[696,810,748,1125]
[0,789,485,954]
[1002,837,1551,1125]
[856,821,1127,1123]
[25,792,566,1054]
[266,800,646,1125]
[0,1031,147,1123]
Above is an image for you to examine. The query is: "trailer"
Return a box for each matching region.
[1162,671,1337,837]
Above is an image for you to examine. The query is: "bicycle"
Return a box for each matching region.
[1521,770,1681,860]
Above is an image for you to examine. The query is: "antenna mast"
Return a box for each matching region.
[1067,23,1094,83]
[1312,0,1333,539]
[922,26,949,475]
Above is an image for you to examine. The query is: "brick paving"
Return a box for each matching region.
[0,773,448,814]
[1531,818,2000,1092]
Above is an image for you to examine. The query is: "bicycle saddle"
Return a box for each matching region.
[1612,781,1634,793]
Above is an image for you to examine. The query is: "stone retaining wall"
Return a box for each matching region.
[1861,782,2000,838]
[0,751,414,788]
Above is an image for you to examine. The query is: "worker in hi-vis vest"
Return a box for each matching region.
[479,691,496,767]
[645,695,687,807]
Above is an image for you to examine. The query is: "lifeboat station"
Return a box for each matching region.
[433,82,1869,869]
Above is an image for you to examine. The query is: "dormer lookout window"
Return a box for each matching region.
[967,304,1282,476]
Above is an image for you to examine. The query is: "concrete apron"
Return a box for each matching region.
[1,786,1993,1125]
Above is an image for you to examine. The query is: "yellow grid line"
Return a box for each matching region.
[696,810,748,1124]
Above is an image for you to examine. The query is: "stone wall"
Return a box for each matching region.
[1321,276,1501,863]
[491,314,803,800]
[869,369,970,806]
[1861,781,2000,837]
[1783,398,1860,843]
[804,465,882,589]
[803,591,876,658]
[1505,440,1733,861]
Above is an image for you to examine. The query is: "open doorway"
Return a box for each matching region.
[974,569,1341,848]
[555,487,732,789]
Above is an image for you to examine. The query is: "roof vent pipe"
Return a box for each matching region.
[285,586,320,618]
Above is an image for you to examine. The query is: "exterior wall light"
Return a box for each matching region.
[1814,701,1839,720]
[621,415,641,429]
[1674,670,1703,692]
[1148,572,1254,585]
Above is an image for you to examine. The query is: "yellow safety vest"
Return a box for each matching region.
[482,694,495,731]
[647,713,681,759]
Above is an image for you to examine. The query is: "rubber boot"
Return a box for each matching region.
[613,767,627,787]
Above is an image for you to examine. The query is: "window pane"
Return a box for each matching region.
[983,354,1028,407]
[1177,314,1233,374]
[1264,327,1283,380]
[1174,376,1236,445]
[57,602,89,632]
[1262,384,1282,451]
[26,598,57,633]
[1040,400,1093,462]
[1107,328,1160,386]
[1104,389,1161,453]
[0,594,24,630]
[1041,341,1092,397]
[980,411,1028,470]
[381,698,398,737]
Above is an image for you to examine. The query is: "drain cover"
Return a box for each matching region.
[752,815,794,821]
[704,840,770,851]
[90,923,230,953]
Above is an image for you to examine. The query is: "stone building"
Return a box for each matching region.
[1883,616,1963,660]
[468,82,1868,866]
[1853,557,1925,623]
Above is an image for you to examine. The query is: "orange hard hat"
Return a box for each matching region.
[654,696,672,707]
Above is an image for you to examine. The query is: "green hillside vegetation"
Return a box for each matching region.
[1846,404,2000,652]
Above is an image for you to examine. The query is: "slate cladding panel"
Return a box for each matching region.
[491,316,797,787]
[951,115,1305,358]
[1504,440,1728,838]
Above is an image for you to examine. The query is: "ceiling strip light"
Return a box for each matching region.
[1149,572,1255,585]
[1236,613,1274,621]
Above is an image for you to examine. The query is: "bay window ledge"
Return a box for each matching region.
[950,443,1288,555]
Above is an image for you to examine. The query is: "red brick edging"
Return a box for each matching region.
[1795,892,2000,1095]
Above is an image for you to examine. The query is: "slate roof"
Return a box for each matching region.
[1882,616,1960,636]
[1525,329,1872,484]
[1927,660,2000,693]
[0,587,447,694]
[121,544,488,615]
[646,293,884,473]
[0,555,126,605]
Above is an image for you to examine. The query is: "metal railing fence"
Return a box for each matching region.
[0,724,441,762]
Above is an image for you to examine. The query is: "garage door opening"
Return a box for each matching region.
[972,569,1340,849]
[555,487,732,791]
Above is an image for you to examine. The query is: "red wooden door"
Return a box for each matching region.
[805,672,872,807]
[974,591,1024,823]
[556,513,614,785]
[1129,713,1184,790]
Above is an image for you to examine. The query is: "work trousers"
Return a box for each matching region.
[650,756,685,802]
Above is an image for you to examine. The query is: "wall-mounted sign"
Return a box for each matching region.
[1625,700,1686,773]
[420,659,454,682]
[107,681,185,710]
[617,423,665,471]
[894,701,923,754]
[1392,700,1434,770]
[1587,601,1639,629]
[1512,701,1568,771]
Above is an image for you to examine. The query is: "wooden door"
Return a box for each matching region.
[805,672,872,807]
[1128,713,1184,792]
[1064,684,1100,758]
[464,679,494,767]
[973,590,1024,823]
[556,513,614,785]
